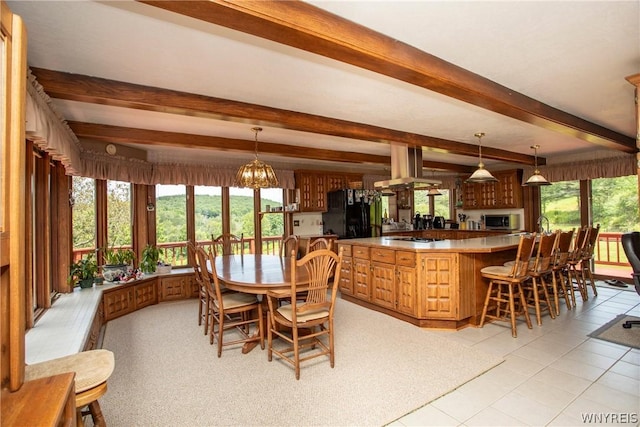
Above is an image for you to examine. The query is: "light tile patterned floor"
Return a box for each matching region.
[389,283,640,426]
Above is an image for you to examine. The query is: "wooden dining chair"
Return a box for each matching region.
[265,248,343,379]
[522,230,559,325]
[187,240,209,334]
[212,233,244,256]
[198,246,264,357]
[479,233,536,337]
[306,237,332,253]
[280,234,300,258]
[550,228,576,311]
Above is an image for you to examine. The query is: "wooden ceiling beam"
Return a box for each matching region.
[32,67,539,166]
[138,0,635,154]
[70,121,388,165]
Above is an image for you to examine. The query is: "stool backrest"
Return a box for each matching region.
[509,233,537,278]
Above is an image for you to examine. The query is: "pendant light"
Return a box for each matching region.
[465,132,498,183]
[524,144,551,186]
[236,127,279,189]
[427,170,442,196]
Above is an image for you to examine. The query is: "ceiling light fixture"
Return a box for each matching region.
[466,132,498,183]
[427,170,442,196]
[523,144,551,186]
[236,127,279,189]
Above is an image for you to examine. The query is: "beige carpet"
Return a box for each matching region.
[100,298,503,426]
[588,314,640,349]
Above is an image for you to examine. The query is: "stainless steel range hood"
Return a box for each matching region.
[374,144,441,190]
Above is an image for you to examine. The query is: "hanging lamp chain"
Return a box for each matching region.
[474,132,485,166]
[252,127,262,160]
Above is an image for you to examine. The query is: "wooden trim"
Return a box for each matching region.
[221,187,230,237]
[24,142,34,327]
[186,186,195,265]
[35,152,51,309]
[580,180,592,227]
[5,5,28,392]
[95,180,107,263]
[131,183,149,265]
[139,0,634,153]
[52,162,72,294]
[32,68,538,167]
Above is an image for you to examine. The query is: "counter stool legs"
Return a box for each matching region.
[480,280,532,338]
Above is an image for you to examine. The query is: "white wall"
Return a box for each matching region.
[292,212,324,236]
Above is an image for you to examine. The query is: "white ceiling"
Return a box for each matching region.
[7,0,639,176]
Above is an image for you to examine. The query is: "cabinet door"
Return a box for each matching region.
[396,265,417,316]
[326,175,346,192]
[314,175,327,211]
[159,276,187,301]
[478,181,497,208]
[135,280,158,309]
[496,170,523,208]
[420,254,459,319]
[353,258,371,301]
[296,173,327,212]
[462,182,478,208]
[103,287,135,321]
[371,262,395,309]
[338,256,353,295]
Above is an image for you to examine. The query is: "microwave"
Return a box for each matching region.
[484,214,520,230]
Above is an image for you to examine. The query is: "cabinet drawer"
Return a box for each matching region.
[352,246,370,259]
[337,244,352,257]
[396,251,416,267]
[371,248,396,264]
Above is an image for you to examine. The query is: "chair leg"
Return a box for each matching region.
[217,316,224,358]
[530,277,542,326]
[516,282,533,330]
[550,271,560,314]
[293,325,300,380]
[540,276,556,319]
[479,281,495,327]
[508,284,517,337]
[267,311,273,361]
[89,400,106,427]
[329,318,335,368]
[203,298,210,335]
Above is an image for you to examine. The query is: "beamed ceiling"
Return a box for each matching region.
[8,0,639,177]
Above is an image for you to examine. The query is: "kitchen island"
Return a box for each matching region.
[335,234,524,329]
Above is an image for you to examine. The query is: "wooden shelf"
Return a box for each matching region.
[259,210,299,216]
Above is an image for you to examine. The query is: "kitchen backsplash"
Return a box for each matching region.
[456,208,525,228]
[292,212,324,236]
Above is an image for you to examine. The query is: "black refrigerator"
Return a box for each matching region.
[322,190,379,239]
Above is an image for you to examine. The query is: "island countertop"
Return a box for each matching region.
[338,233,524,253]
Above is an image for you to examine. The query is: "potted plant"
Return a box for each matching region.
[102,246,135,281]
[69,253,99,289]
[141,244,164,274]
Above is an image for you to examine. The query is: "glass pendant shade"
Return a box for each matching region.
[236,127,279,189]
[466,132,498,183]
[523,144,551,186]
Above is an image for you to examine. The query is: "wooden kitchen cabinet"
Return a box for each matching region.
[103,285,136,321]
[159,275,190,301]
[295,172,327,212]
[352,245,371,300]
[135,279,158,308]
[295,171,363,212]
[419,253,459,319]
[462,169,523,209]
[337,243,353,295]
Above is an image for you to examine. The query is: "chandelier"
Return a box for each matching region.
[523,144,551,186]
[236,127,279,189]
[466,132,498,183]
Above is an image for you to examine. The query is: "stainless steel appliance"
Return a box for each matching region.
[484,214,520,230]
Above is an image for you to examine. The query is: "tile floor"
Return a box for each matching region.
[390,282,640,426]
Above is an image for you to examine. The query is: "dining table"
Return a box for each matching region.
[209,253,310,353]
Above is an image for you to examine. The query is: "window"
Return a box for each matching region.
[72,176,96,256]
[260,188,285,253]
[592,175,640,232]
[540,181,581,231]
[194,185,222,243]
[229,186,255,243]
[107,180,132,247]
[156,184,187,266]
[433,189,450,218]
[412,189,450,218]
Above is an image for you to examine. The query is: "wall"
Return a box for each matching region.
[292,212,324,236]
[455,208,525,230]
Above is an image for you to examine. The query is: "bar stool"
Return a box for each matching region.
[25,349,115,426]
[522,231,559,325]
[550,228,576,311]
[480,233,536,337]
